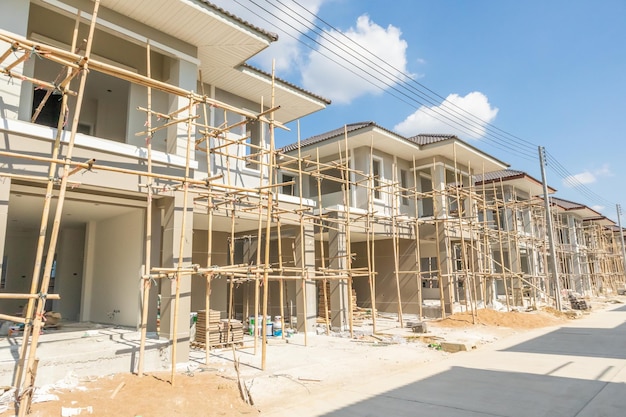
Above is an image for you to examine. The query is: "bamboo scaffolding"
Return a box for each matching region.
[17,3,100,415]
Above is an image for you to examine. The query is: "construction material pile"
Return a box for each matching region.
[194,310,243,347]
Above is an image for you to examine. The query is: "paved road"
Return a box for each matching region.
[262,304,626,417]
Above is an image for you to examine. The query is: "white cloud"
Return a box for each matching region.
[591,205,605,213]
[563,164,612,188]
[393,92,499,139]
[301,15,412,104]
[208,0,327,72]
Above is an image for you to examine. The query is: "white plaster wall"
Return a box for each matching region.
[1,230,38,315]
[89,209,143,327]
[0,0,29,120]
[52,226,85,321]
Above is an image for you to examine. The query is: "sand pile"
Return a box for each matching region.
[429,308,565,329]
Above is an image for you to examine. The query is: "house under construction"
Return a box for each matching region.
[0,1,624,415]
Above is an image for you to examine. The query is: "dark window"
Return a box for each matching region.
[373,159,381,200]
[31,89,63,128]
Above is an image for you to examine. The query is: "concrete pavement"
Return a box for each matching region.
[261,303,626,417]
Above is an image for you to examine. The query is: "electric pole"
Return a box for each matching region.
[616,204,626,278]
[538,146,562,310]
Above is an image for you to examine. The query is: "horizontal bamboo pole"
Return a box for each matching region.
[0,293,60,300]
[0,314,27,324]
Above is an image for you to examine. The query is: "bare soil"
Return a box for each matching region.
[2,370,257,417]
[428,307,566,329]
[3,302,605,417]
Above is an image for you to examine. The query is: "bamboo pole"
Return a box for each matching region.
[261,61,277,370]
[492,180,511,312]
[316,147,331,335]
[391,155,404,328]
[341,126,354,338]
[137,40,153,377]
[170,96,194,386]
[412,155,423,319]
[296,121,308,345]
[18,4,100,415]
[13,9,82,390]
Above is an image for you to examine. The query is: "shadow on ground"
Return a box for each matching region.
[317,366,624,417]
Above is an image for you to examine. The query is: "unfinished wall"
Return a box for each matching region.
[190,230,229,316]
[89,209,143,326]
[1,229,38,315]
[352,238,420,314]
[51,226,85,321]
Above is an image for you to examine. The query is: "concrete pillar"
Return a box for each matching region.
[432,163,447,217]
[328,214,349,330]
[0,178,10,287]
[159,191,193,363]
[294,223,316,332]
[80,221,96,322]
[166,58,197,157]
[436,225,454,314]
[0,0,29,120]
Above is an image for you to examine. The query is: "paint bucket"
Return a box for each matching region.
[273,316,282,337]
[248,316,256,336]
[265,317,273,337]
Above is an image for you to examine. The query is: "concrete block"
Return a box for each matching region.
[410,322,428,333]
[440,341,475,353]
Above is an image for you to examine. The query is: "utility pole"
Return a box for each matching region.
[538,146,562,310]
[616,204,626,277]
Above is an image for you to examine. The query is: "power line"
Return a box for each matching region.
[233,0,617,211]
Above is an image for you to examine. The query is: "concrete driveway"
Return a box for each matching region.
[261,303,626,417]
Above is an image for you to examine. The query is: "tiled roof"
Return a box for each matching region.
[199,1,279,42]
[241,64,331,105]
[281,121,390,152]
[549,197,586,210]
[407,133,458,146]
[474,169,527,183]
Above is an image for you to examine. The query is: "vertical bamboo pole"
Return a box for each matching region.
[200,71,213,364]
[137,40,153,376]
[170,95,194,386]
[276,212,284,338]
[391,155,404,327]
[297,121,308,345]
[341,126,354,338]
[412,156,423,319]
[14,9,82,390]
[367,138,377,332]
[254,200,262,354]
[452,145,474,323]
[492,180,510,311]
[261,61,276,370]
[19,4,101,414]
[316,147,331,335]
[431,158,446,318]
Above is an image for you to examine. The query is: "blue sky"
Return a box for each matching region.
[212,0,626,221]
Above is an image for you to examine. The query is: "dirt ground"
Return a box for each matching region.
[2,370,256,417]
[429,307,566,329]
[1,302,611,417]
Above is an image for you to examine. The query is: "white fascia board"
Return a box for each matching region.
[180,0,273,45]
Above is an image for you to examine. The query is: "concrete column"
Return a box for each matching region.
[328,214,349,330]
[159,191,193,363]
[0,178,10,287]
[80,221,96,322]
[436,225,454,314]
[432,163,447,217]
[294,223,317,332]
[569,217,585,294]
[0,0,29,120]
[166,58,197,157]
